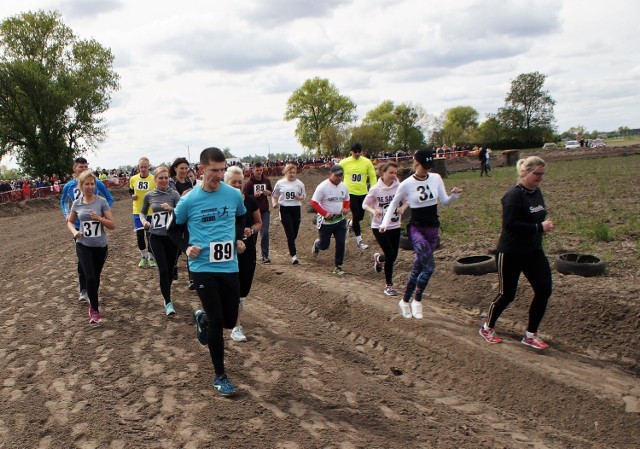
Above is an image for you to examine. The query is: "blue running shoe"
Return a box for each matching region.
[212,374,237,397]
[192,309,208,345]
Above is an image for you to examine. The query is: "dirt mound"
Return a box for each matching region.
[0,147,638,448]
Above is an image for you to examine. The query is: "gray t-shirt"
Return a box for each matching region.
[71,195,110,247]
[141,188,181,236]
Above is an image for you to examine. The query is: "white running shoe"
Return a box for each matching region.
[291,255,299,264]
[357,240,369,250]
[311,239,320,258]
[411,300,423,319]
[398,300,412,319]
[230,326,247,342]
[78,289,89,303]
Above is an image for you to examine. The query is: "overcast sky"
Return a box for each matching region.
[1,0,639,169]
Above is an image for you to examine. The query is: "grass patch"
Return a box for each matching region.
[438,154,640,270]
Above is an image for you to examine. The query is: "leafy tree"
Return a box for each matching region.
[0,164,21,179]
[0,10,119,177]
[347,125,386,155]
[392,103,426,150]
[498,71,555,145]
[477,114,505,145]
[442,106,479,144]
[284,77,356,156]
[319,124,348,156]
[362,100,396,147]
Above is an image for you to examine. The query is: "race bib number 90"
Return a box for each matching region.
[209,241,234,263]
[81,220,103,238]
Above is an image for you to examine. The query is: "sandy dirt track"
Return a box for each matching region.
[0,147,639,448]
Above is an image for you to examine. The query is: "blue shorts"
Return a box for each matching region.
[133,215,151,231]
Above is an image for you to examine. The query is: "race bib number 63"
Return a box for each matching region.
[209,240,234,263]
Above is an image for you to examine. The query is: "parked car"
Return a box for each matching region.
[565,140,580,149]
[590,138,606,148]
[542,142,558,150]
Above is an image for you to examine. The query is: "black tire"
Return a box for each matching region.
[554,253,605,277]
[453,255,497,276]
[399,234,413,250]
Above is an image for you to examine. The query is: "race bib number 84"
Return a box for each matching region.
[209,241,234,263]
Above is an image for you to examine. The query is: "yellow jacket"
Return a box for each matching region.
[339,156,377,196]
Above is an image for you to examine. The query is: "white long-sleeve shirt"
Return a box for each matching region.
[380,173,459,229]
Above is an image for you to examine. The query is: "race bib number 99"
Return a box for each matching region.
[81,220,103,238]
[209,241,234,263]
[284,190,296,200]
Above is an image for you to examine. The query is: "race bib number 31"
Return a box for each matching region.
[81,220,103,238]
[209,241,234,263]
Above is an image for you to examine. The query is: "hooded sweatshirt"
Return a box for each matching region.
[363,177,401,230]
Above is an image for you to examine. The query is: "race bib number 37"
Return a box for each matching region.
[209,241,234,263]
[81,220,103,238]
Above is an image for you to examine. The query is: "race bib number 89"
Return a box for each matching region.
[81,220,103,238]
[209,241,234,263]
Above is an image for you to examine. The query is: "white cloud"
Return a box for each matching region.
[1,0,639,170]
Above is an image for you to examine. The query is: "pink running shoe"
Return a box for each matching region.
[90,311,102,324]
[479,326,502,343]
[521,333,548,349]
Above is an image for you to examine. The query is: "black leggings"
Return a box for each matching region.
[238,240,257,298]
[148,234,179,304]
[192,272,240,377]
[136,228,146,251]
[280,205,301,256]
[487,250,552,333]
[372,228,401,285]
[349,194,366,237]
[76,244,108,312]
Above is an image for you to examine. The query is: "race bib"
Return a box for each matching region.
[137,180,149,190]
[81,220,103,238]
[381,203,400,223]
[351,173,363,183]
[254,184,266,194]
[209,240,234,263]
[152,211,173,229]
[73,188,83,200]
[284,190,297,200]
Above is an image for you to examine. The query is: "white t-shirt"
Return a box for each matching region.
[311,179,349,216]
[273,178,306,207]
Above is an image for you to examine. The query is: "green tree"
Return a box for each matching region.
[222,147,235,159]
[392,103,426,150]
[284,77,356,156]
[0,10,119,177]
[498,71,555,145]
[442,105,479,144]
[362,100,396,147]
[477,114,505,144]
[0,164,21,179]
[347,125,386,155]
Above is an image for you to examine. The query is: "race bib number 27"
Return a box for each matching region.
[209,240,234,263]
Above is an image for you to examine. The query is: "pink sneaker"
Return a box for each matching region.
[479,326,502,343]
[521,333,548,349]
[90,311,102,324]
